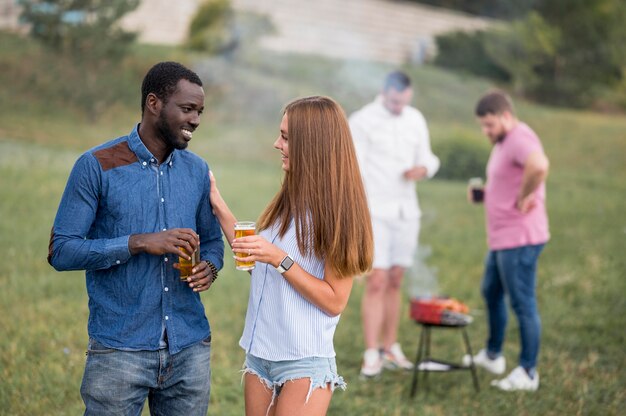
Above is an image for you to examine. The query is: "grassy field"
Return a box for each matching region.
[0,32,625,415]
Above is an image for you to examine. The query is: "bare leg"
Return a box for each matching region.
[382,266,405,351]
[245,373,275,416]
[362,268,389,349]
[274,379,333,416]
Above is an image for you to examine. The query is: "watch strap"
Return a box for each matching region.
[275,255,294,274]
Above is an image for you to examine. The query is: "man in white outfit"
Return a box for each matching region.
[350,71,440,377]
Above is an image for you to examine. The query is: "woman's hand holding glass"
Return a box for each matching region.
[232,235,286,269]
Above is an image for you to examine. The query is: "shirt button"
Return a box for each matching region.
[142,161,147,166]
[164,287,169,292]
[163,228,167,231]
[115,260,121,265]
[164,257,169,262]
[160,171,163,176]
[161,198,165,203]
[151,158,155,163]
[165,316,169,320]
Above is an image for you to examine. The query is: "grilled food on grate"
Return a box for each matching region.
[410,296,473,326]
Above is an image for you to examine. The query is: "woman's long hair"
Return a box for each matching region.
[258,96,373,278]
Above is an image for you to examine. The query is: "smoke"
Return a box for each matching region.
[191,8,397,126]
[405,244,439,299]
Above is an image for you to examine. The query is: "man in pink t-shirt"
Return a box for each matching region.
[464,90,550,392]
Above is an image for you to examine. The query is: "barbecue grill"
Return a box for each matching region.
[409,296,479,396]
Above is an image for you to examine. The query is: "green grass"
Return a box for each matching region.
[1,32,625,415]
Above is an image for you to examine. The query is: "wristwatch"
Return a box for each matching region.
[275,255,295,274]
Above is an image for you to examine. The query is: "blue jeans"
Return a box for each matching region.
[481,244,545,370]
[81,337,212,416]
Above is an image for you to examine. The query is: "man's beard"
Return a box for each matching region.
[156,110,188,150]
[490,130,506,143]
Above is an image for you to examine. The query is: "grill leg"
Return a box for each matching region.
[423,326,431,393]
[462,328,480,392]
[410,324,426,398]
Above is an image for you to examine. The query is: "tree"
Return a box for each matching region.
[18,0,141,120]
[533,0,626,106]
[19,0,139,60]
[431,0,626,108]
[406,0,538,19]
[484,12,561,96]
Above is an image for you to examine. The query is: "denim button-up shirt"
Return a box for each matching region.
[48,125,224,354]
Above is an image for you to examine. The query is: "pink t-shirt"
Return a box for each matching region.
[485,123,550,250]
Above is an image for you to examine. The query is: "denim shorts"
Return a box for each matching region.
[243,353,346,403]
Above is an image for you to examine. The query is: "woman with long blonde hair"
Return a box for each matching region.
[210,96,373,415]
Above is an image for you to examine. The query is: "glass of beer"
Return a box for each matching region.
[179,246,200,280]
[234,221,256,271]
[469,177,484,203]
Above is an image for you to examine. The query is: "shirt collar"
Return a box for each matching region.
[374,95,398,118]
[128,124,176,168]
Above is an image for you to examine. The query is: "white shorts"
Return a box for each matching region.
[371,216,420,269]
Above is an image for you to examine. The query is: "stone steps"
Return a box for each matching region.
[231,0,491,63]
[0,0,492,63]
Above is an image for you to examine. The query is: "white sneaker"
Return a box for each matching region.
[360,348,383,377]
[491,366,539,391]
[463,349,506,375]
[382,343,413,371]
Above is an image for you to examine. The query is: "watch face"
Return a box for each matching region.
[281,256,294,270]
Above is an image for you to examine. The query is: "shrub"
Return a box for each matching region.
[432,133,490,180]
[434,30,509,82]
[187,0,237,54]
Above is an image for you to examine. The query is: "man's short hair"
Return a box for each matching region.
[383,70,412,92]
[141,61,203,114]
[475,90,515,117]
